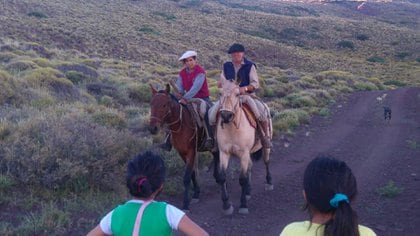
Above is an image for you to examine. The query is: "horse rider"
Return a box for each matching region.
[160,50,214,151]
[216,43,272,148]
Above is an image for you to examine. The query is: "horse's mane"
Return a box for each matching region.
[157,90,179,103]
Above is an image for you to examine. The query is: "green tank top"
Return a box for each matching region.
[111,201,172,236]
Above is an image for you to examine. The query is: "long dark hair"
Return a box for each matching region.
[303,155,359,236]
[126,151,166,199]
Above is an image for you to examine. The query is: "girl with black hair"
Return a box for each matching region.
[88,151,208,236]
[280,155,376,236]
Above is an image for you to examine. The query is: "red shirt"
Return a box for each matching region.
[179,65,209,98]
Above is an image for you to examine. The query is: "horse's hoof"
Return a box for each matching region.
[246,195,251,200]
[191,198,199,204]
[238,208,249,214]
[265,184,274,191]
[223,205,234,215]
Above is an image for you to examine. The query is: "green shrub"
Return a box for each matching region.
[0,112,144,190]
[395,52,411,60]
[27,11,48,18]
[25,68,79,99]
[354,81,378,91]
[16,202,70,234]
[57,63,99,79]
[355,33,369,41]
[383,80,407,87]
[377,181,402,198]
[92,110,127,129]
[336,40,354,49]
[6,60,37,72]
[99,95,114,107]
[152,11,177,21]
[273,108,309,132]
[31,57,53,67]
[284,92,317,108]
[0,52,16,63]
[0,175,15,191]
[367,56,385,63]
[138,26,160,35]
[367,77,385,90]
[406,139,420,150]
[316,70,354,82]
[318,107,330,117]
[65,71,88,85]
[127,84,152,103]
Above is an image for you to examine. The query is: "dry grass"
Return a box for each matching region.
[0,0,419,234]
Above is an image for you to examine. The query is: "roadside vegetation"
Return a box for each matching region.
[0,0,419,234]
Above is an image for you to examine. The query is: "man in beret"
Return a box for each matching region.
[160,50,214,151]
[217,43,272,148]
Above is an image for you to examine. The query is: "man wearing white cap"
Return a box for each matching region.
[160,50,214,151]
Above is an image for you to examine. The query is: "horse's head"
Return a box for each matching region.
[149,84,173,134]
[219,80,240,124]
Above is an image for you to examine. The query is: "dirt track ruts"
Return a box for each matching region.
[168,87,420,236]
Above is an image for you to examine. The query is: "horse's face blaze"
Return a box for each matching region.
[220,82,240,124]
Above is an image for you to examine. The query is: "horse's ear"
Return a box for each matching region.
[165,83,171,94]
[150,83,157,95]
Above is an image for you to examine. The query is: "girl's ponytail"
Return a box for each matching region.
[325,195,359,236]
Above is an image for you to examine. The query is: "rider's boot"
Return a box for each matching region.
[203,113,215,151]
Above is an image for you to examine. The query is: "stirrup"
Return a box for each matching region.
[203,138,214,150]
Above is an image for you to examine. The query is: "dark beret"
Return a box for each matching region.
[228,43,245,54]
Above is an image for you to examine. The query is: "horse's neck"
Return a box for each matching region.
[168,101,193,134]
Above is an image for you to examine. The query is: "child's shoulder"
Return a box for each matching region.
[280,221,315,236]
[358,224,377,236]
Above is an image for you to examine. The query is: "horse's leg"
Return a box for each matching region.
[218,151,233,215]
[182,151,195,211]
[191,169,200,204]
[239,153,252,214]
[212,151,221,184]
[263,148,274,191]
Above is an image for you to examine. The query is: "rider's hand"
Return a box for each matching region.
[179,98,187,105]
[239,87,247,95]
[175,92,183,99]
[217,80,222,88]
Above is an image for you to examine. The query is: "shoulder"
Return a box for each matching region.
[195,64,206,73]
[358,225,377,236]
[280,221,313,236]
[179,68,187,75]
[244,58,256,68]
[223,61,233,67]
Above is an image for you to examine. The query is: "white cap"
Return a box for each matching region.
[178,50,197,61]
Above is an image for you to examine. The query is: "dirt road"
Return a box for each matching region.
[168,87,420,236]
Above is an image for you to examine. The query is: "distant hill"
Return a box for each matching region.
[1,0,418,83]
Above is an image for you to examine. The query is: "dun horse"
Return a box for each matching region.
[212,80,273,215]
[149,84,219,211]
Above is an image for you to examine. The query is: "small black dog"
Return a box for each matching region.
[383,106,392,120]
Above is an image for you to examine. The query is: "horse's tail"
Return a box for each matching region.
[251,148,263,162]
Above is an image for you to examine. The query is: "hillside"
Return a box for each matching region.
[1,0,419,83]
[0,0,419,234]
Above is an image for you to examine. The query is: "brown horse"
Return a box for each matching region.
[149,84,219,211]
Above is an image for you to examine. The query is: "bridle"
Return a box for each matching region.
[150,93,183,133]
[220,86,242,129]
